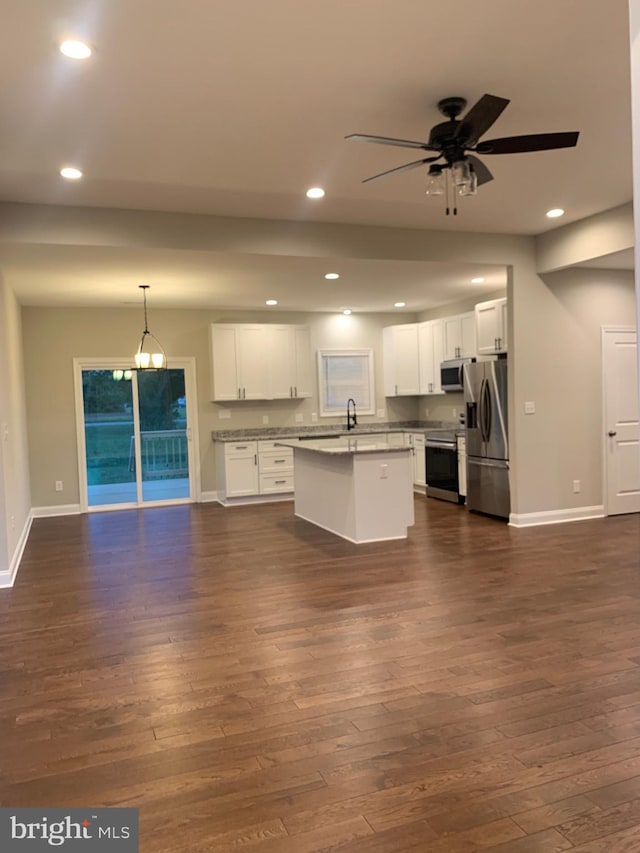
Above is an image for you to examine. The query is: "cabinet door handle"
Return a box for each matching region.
[275,479,286,485]
[243,387,246,399]
[254,454,257,465]
[238,388,241,399]
[395,384,398,395]
[274,458,286,464]
[294,386,297,397]
[608,430,617,437]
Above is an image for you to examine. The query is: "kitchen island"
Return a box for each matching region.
[277,438,414,543]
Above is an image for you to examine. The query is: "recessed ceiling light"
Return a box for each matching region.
[60,166,83,180]
[394,302,406,308]
[471,277,485,284]
[306,187,325,199]
[546,208,565,218]
[265,299,278,306]
[342,309,352,315]
[59,39,92,59]
[324,273,340,280]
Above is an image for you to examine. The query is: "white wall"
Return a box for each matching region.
[0,278,31,585]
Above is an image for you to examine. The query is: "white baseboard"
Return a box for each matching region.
[198,491,219,503]
[0,513,33,588]
[31,504,82,518]
[509,505,605,528]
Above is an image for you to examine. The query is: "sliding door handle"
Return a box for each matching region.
[608,430,617,437]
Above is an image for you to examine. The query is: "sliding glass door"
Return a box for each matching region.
[76,361,195,510]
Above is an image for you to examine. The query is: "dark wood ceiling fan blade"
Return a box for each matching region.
[466,155,493,186]
[345,133,436,151]
[362,156,441,183]
[476,131,579,154]
[455,94,510,145]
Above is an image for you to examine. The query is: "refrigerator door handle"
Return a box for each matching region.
[479,378,487,443]
[468,457,509,469]
[483,378,492,441]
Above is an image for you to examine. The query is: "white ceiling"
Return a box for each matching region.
[0,0,633,312]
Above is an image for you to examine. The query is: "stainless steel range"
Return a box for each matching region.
[425,429,461,503]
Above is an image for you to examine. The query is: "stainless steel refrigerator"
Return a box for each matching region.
[463,359,510,519]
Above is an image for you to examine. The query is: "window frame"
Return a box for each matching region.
[316,348,375,417]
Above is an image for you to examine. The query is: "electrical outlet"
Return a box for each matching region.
[311,412,318,422]
[377,409,385,419]
[295,413,304,423]
[525,401,536,415]
[262,415,269,425]
[218,409,231,419]
[425,407,430,417]
[10,515,15,530]
[55,480,63,492]
[452,408,457,418]
[380,463,388,479]
[572,479,581,493]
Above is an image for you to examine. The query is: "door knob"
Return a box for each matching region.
[608,430,617,437]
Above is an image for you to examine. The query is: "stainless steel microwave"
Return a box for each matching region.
[440,357,475,392]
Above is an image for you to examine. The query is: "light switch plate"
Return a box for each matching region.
[262,415,269,425]
[524,401,535,415]
[295,413,304,423]
[218,408,231,419]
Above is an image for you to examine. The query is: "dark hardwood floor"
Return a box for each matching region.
[2,497,640,851]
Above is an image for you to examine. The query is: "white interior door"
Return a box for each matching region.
[603,328,640,515]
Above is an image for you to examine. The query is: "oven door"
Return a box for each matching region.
[425,440,460,503]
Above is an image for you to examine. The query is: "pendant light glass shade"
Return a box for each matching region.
[134,285,166,370]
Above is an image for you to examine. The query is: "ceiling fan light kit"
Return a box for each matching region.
[347,93,579,215]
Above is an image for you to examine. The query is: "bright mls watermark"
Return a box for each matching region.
[0,808,138,850]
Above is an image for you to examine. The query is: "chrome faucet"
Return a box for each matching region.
[346,398,358,431]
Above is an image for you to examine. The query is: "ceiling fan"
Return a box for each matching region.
[346,94,579,212]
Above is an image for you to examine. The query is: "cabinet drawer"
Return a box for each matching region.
[225,441,257,458]
[259,449,294,473]
[260,473,294,494]
[258,439,297,452]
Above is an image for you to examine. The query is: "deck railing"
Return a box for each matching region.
[128,430,188,479]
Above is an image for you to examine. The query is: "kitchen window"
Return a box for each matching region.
[317,349,375,416]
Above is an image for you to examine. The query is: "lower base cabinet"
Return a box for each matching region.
[216,440,295,503]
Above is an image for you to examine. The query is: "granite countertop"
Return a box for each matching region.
[275,437,413,455]
[212,421,462,442]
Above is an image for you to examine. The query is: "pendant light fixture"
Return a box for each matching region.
[134,285,166,370]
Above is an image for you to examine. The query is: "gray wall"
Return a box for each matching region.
[0,279,31,582]
[22,307,424,507]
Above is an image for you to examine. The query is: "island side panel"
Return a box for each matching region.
[352,450,415,542]
[292,448,358,541]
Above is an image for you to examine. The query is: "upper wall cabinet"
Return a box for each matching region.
[210,323,312,401]
[210,324,270,400]
[383,324,420,396]
[268,325,313,399]
[475,298,508,355]
[418,318,444,395]
[443,312,476,360]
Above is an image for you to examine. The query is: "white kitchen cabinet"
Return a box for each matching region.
[457,434,467,499]
[216,439,298,503]
[210,324,270,401]
[418,318,444,395]
[383,324,420,396]
[268,325,313,399]
[443,312,476,360]
[210,323,311,401]
[475,297,508,355]
[218,441,259,498]
[407,433,426,487]
[258,441,295,494]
